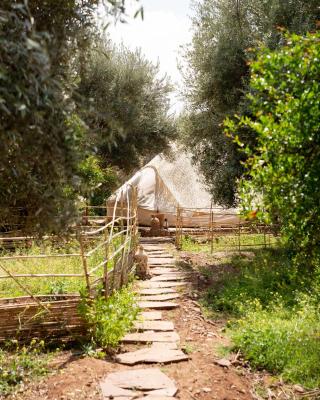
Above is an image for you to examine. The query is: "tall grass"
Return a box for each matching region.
[231,297,320,388]
[187,242,320,389]
[0,235,121,298]
[79,284,139,349]
[0,340,52,396]
[204,249,311,315]
[181,233,279,253]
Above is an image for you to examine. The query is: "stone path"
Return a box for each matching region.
[100,239,189,399]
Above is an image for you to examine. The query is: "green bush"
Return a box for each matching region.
[201,248,320,388]
[231,298,320,388]
[79,285,139,349]
[226,32,320,269]
[204,249,312,315]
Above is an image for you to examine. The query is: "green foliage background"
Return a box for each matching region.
[181,0,319,206]
[0,1,175,234]
[77,40,176,173]
[226,32,320,268]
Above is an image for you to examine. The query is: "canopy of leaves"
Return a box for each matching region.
[77,41,176,173]
[0,3,83,234]
[78,155,118,206]
[0,1,155,234]
[181,0,320,207]
[226,32,320,267]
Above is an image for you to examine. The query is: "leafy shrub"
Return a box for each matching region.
[231,297,320,388]
[201,247,320,388]
[78,155,118,208]
[79,285,139,349]
[204,248,312,315]
[226,32,320,269]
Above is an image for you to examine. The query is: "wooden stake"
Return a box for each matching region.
[238,222,241,253]
[119,191,126,288]
[79,231,91,297]
[210,203,214,254]
[104,199,109,299]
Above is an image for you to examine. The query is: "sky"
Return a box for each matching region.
[107,0,194,113]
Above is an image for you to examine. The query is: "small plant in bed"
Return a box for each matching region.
[79,284,139,351]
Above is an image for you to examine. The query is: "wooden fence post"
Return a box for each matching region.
[119,191,126,288]
[175,206,182,250]
[210,203,214,254]
[131,186,138,252]
[263,224,267,249]
[103,200,109,299]
[79,230,91,297]
[238,221,241,253]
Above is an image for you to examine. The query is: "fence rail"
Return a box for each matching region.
[0,188,138,342]
[175,206,279,252]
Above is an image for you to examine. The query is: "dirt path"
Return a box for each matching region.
[9,239,255,400]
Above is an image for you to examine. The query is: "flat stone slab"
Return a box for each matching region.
[116,342,188,365]
[139,293,180,302]
[149,264,176,269]
[147,254,173,258]
[139,311,162,320]
[151,268,179,275]
[138,301,179,309]
[144,245,167,248]
[100,381,138,398]
[139,281,187,289]
[143,397,176,400]
[138,288,177,295]
[148,258,174,264]
[150,274,186,282]
[101,368,177,396]
[143,252,173,258]
[121,331,180,343]
[134,320,174,331]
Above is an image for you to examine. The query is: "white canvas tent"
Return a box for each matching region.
[108,148,240,227]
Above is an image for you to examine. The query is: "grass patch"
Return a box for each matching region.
[204,248,312,315]
[181,233,279,253]
[79,284,139,350]
[231,298,320,388]
[0,340,53,396]
[0,237,119,298]
[190,244,320,389]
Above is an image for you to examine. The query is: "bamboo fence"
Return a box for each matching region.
[0,188,138,342]
[175,206,279,253]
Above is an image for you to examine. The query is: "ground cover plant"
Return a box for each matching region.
[79,284,139,350]
[0,340,53,396]
[193,246,320,389]
[181,232,278,253]
[231,296,320,389]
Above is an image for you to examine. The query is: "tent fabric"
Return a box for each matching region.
[109,148,240,227]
